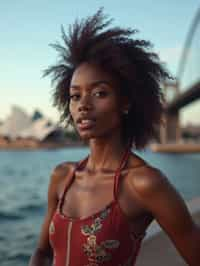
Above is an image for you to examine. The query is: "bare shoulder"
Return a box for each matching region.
[51,161,75,180]
[127,153,171,202]
[49,161,77,191]
[130,165,168,197]
[127,153,186,217]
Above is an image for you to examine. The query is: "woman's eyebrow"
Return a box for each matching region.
[90,80,112,87]
[70,80,113,90]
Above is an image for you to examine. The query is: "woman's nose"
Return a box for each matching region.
[78,95,93,112]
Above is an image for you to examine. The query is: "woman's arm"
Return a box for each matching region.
[131,167,200,266]
[28,248,53,266]
[28,162,72,266]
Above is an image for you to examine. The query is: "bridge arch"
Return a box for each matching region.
[177,7,200,89]
[161,7,200,143]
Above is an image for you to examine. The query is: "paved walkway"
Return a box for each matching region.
[136,197,200,266]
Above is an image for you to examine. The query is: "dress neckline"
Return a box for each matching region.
[58,146,131,223]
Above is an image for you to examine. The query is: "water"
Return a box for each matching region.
[0,147,199,266]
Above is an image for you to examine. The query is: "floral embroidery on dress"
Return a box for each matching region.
[81,207,120,265]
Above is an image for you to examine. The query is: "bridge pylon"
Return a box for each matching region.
[160,81,181,144]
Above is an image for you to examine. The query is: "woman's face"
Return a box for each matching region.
[69,62,126,141]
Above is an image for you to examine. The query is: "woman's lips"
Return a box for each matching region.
[77,119,96,130]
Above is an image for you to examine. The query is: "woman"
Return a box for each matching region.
[29,9,200,266]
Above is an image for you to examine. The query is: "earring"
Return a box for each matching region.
[123,109,129,115]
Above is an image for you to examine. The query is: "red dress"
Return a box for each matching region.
[49,148,146,266]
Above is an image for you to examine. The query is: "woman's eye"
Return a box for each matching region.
[93,91,107,97]
[69,94,80,101]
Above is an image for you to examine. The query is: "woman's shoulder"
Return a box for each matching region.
[127,153,169,199]
[125,154,173,217]
[48,161,78,200]
[49,161,77,186]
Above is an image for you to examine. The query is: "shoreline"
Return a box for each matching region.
[149,142,200,153]
[1,140,200,153]
[0,140,86,150]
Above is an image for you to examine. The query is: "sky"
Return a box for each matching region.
[0,0,199,126]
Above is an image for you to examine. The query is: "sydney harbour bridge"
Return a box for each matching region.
[159,7,200,146]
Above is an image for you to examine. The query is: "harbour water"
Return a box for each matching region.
[0,147,199,266]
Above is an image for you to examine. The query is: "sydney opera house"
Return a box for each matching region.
[0,106,76,149]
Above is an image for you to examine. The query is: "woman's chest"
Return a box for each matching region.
[58,171,145,221]
[61,175,114,219]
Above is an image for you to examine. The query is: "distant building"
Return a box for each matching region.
[0,105,65,142]
[0,105,32,139]
[19,117,64,141]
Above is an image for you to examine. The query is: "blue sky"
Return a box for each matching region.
[0,0,199,125]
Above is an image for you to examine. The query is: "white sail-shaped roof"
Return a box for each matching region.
[19,117,58,141]
[0,105,32,139]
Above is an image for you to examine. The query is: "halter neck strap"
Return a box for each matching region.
[75,145,131,201]
[59,144,132,211]
[113,146,131,200]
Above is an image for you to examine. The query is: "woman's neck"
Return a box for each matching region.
[87,137,130,172]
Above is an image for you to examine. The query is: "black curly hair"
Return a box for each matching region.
[44,8,171,149]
